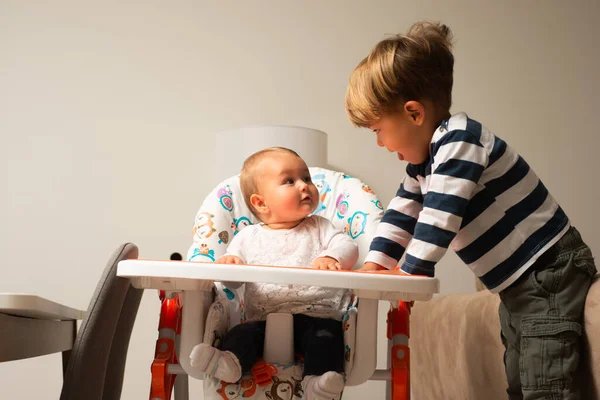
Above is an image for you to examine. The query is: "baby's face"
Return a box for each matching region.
[255,152,319,223]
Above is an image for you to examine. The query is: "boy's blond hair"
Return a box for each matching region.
[345,21,454,127]
[239,147,301,215]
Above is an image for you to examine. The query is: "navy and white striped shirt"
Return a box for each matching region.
[366,112,570,292]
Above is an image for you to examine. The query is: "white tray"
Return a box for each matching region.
[117,259,439,301]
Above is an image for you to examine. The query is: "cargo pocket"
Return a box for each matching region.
[530,266,560,296]
[573,246,597,278]
[520,316,582,391]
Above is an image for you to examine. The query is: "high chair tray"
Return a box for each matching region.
[117,260,439,301]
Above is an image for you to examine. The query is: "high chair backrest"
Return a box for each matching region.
[186,167,384,325]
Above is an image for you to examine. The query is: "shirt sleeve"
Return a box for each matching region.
[219,226,252,290]
[365,171,424,270]
[316,216,359,270]
[223,227,249,263]
[401,129,489,276]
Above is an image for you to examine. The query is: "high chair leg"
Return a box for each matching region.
[173,375,189,400]
[387,301,412,400]
[150,291,182,400]
[173,319,189,400]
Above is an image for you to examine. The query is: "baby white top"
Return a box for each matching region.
[225,215,359,321]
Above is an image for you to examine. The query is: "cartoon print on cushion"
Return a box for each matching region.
[222,287,236,301]
[216,379,257,400]
[342,313,351,332]
[218,230,230,244]
[232,216,252,235]
[344,211,368,239]
[361,184,375,195]
[239,299,246,323]
[349,294,357,306]
[342,174,353,179]
[265,376,303,400]
[371,199,383,210]
[194,212,216,239]
[217,185,234,212]
[335,192,350,219]
[213,302,225,313]
[345,344,351,363]
[312,174,331,214]
[189,243,216,262]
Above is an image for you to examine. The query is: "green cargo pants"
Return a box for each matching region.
[499,227,597,400]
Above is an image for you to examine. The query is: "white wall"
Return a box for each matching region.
[1,1,599,398]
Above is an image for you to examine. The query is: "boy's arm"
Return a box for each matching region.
[401,129,489,276]
[316,216,359,270]
[364,173,424,270]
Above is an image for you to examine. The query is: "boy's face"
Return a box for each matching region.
[253,152,319,224]
[369,107,432,165]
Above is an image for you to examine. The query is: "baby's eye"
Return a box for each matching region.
[284,178,294,185]
[303,176,312,183]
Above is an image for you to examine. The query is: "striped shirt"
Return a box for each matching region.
[366,112,570,292]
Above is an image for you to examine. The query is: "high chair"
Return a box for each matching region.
[118,167,439,400]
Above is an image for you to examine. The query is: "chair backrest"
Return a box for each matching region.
[186,168,384,326]
[60,243,142,400]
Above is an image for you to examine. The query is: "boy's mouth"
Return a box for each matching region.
[300,195,312,203]
[397,152,405,161]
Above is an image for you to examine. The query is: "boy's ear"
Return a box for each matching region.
[404,101,426,126]
[250,193,268,215]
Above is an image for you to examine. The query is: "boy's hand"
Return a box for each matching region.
[359,262,387,271]
[216,255,244,265]
[392,267,410,275]
[359,263,410,275]
[312,256,342,270]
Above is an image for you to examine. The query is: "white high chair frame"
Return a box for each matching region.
[117,259,439,399]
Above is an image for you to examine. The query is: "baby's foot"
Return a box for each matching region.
[302,371,345,400]
[189,343,242,383]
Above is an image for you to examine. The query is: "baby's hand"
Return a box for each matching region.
[312,256,342,270]
[216,255,244,265]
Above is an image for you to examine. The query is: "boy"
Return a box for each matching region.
[345,21,596,399]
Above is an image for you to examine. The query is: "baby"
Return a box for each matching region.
[190,147,359,400]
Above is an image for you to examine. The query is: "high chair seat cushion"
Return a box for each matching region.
[187,167,382,265]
